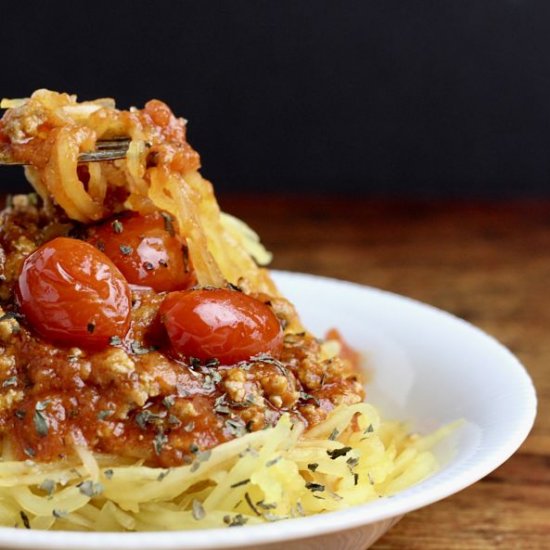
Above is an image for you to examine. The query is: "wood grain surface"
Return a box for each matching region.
[221,196,549,549]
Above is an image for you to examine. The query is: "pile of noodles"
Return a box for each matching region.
[0,404,452,530]
[0,91,452,531]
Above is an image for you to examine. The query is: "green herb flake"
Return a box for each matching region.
[190,449,211,473]
[111,219,123,234]
[245,492,260,516]
[305,482,325,493]
[103,469,114,480]
[160,212,175,236]
[20,511,30,529]
[192,499,206,521]
[23,447,35,458]
[327,446,352,460]
[157,469,172,481]
[214,394,230,415]
[135,410,163,429]
[154,431,168,455]
[354,473,359,486]
[265,456,281,467]
[52,509,67,518]
[328,428,340,441]
[119,244,133,255]
[215,404,230,415]
[162,396,175,409]
[39,479,56,496]
[225,418,247,437]
[212,370,223,384]
[294,501,306,517]
[183,421,195,432]
[202,374,215,392]
[307,463,319,472]
[256,500,277,510]
[239,445,259,459]
[97,410,114,421]
[230,478,250,489]
[15,410,26,420]
[364,424,374,434]
[223,513,248,527]
[33,402,49,437]
[189,357,201,369]
[78,481,104,497]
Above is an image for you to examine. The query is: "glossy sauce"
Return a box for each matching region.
[0,205,364,467]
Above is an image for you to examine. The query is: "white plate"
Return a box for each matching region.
[0,272,537,550]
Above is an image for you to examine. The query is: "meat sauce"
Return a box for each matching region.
[0,199,364,467]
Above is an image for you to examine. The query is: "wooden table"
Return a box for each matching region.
[221,196,549,549]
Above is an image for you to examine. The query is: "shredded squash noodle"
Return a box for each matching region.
[0,405,450,531]
[0,90,448,531]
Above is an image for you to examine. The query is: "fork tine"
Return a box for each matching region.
[93,138,131,150]
[78,147,129,162]
[0,138,130,165]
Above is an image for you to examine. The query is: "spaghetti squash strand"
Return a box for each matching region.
[148,167,224,287]
[0,406,445,531]
[44,126,103,222]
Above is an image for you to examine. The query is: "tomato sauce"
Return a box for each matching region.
[0,201,364,467]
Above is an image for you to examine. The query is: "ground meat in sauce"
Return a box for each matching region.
[0,198,364,467]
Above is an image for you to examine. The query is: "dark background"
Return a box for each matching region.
[1,0,550,197]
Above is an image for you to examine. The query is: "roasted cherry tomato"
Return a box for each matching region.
[17,237,131,348]
[159,288,283,364]
[87,211,194,292]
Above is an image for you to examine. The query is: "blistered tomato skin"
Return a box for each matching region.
[87,212,194,292]
[16,237,131,349]
[159,289,283,364]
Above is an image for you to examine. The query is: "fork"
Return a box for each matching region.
[0,138,130,165]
